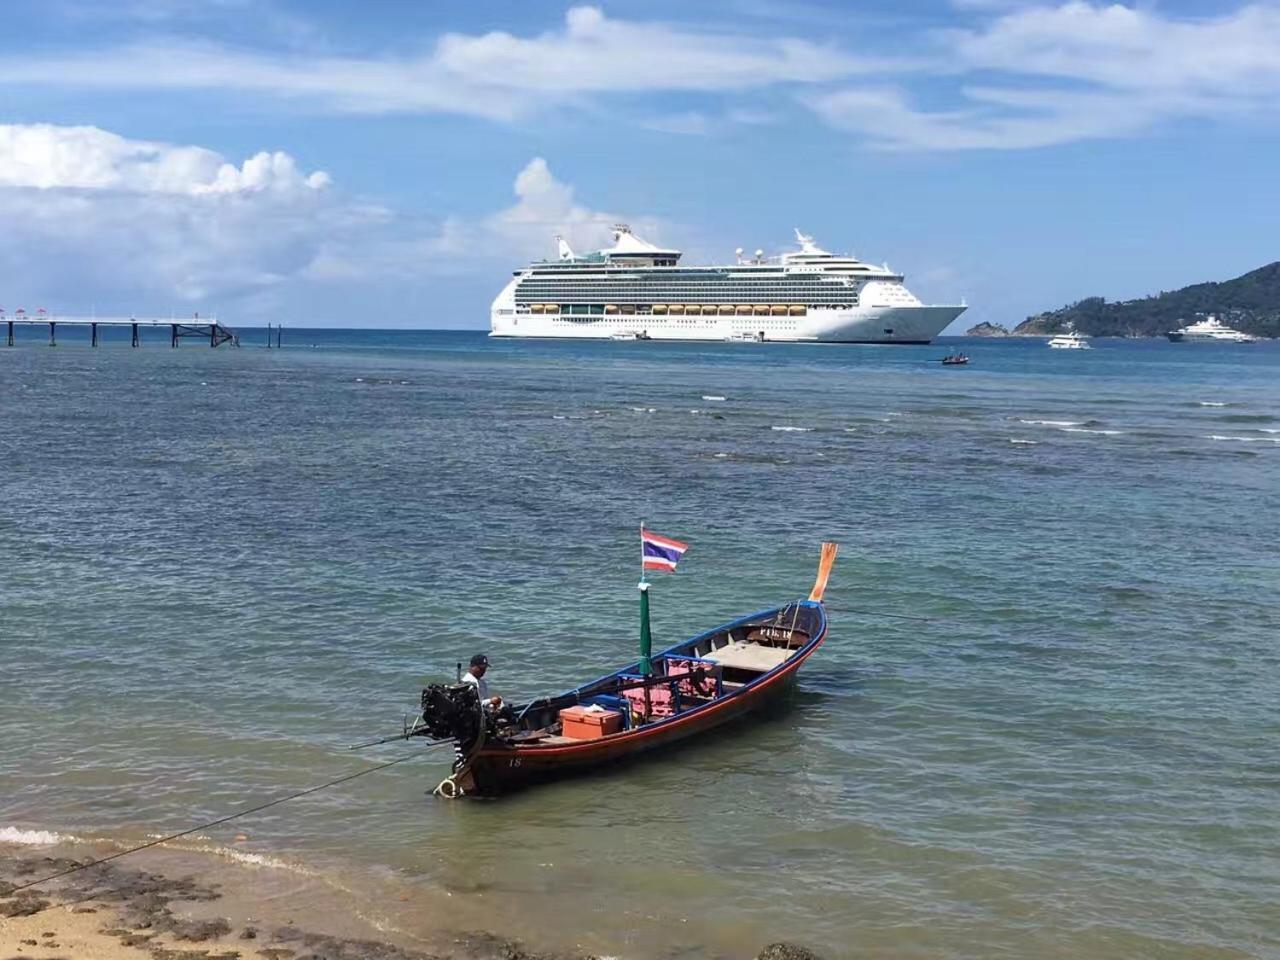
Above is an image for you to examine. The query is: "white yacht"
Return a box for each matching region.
[1167,315,1257,343]
[490,227,966,343]
[1048,330,1091,350]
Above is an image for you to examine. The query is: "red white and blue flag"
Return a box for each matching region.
[641,527,689,573]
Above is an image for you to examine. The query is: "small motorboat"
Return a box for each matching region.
[406,542,838,797]
[940,353,969,365]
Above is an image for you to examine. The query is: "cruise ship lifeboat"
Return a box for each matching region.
[770,305,788,316]
[605,304,619,314]
[753,305,769,315]
[789,305,806,316]
[653,305,668,315]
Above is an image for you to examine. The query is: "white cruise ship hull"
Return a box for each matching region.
[490,304,965,344]
[1167,332,1255,343]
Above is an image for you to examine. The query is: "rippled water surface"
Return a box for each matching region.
[2,332,1279,958]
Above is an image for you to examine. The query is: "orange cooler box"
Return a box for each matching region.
[559,705,623,740]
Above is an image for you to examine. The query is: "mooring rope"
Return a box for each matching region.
[824,605,939,623]
[8,752,424,894]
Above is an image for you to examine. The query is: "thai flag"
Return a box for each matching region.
[642,527,689,572]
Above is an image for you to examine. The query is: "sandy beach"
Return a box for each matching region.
[1,840,824,960]
[0,842,602,960]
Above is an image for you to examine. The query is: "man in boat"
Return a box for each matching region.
[461,654,502,710]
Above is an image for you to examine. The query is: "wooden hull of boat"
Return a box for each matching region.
[456,602,827,797]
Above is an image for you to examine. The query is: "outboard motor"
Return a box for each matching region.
[418,683,483,748]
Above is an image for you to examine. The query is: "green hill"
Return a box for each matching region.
[1016,261,1280,338]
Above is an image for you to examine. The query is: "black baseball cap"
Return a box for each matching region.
[470,654,489,668]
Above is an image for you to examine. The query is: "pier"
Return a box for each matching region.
[2,312,237,348]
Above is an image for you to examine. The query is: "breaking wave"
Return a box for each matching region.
[0,826,72,845]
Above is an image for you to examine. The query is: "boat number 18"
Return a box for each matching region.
[508,758,522,768]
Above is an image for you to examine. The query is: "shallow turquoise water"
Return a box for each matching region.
[2,332,1278,958]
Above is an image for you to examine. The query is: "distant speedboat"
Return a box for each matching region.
[1048,331,1091,349]
[940,353,969,365]
[1167,315,1257,343]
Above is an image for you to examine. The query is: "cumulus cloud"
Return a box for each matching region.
[814,2,1280,150]
[0,124,336,304]
[482,157,661,256]
[0,123,329,194]
[316,157,668,282]
[0,123,665,319]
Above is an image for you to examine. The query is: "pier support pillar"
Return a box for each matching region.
[49,321,56,347]
[6,320,12,347]
[276,324,282,349]
[171,323,178,348]
[91,322,98,347]
[131,322,139,348]
[210,324,217,347]
[266,323,272,349]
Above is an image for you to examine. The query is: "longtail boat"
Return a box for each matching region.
[412,541,838,798]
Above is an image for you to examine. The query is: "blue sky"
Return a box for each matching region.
[0,0,1277,331]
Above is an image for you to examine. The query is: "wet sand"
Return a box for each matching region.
[0,844,601,960]
[1,843,824,960]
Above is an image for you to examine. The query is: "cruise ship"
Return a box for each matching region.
[490,226,966,343]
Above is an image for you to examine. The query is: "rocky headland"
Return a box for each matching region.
[1015,261,1280,338]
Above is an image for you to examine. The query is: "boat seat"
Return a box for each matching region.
[703,641,792,673]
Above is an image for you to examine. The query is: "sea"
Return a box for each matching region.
[2,329,1278,959]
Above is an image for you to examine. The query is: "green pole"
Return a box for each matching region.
[639,582,653,676]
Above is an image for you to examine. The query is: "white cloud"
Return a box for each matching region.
[0,123,667,320]
[319,157,668,281]
[0,123,329,194]
[641,112,713,136]
[0,6,878,121]
[814,2,1280,150]
[0,124,337,304]
[10,4,1279,151]
[484,157,664,257]
[951,2,1280,97]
